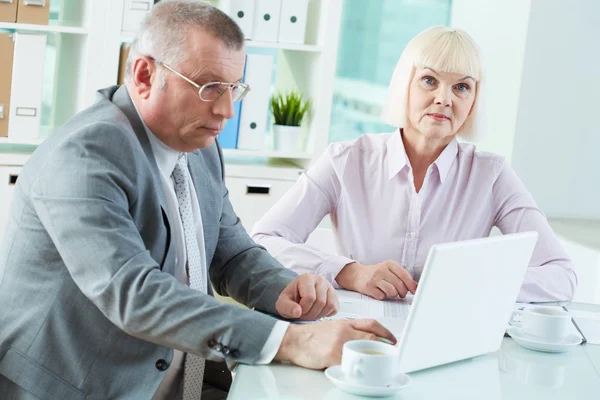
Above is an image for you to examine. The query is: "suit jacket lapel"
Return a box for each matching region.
[110,86,170,214]
[109,86,175,271]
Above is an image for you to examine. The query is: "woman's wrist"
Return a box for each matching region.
[335,262,363,291]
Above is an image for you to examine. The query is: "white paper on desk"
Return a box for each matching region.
[567,310,600,345]
[335,289,412,320]
[332,289,411,337]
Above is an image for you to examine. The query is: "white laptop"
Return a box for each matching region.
[335,231,538,373]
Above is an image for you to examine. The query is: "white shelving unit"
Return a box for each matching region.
[0,0,344,234]
[0,0,342,167]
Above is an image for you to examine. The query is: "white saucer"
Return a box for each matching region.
[324,365,411,397]
[507,326,582,353]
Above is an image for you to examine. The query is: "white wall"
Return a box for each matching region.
[511,0,600,219]
[450,0,532,162]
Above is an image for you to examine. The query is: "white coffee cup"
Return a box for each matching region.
[511,307,572,341]
[341,340,400,387]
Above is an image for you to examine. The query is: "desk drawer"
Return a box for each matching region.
[226,177,296,232]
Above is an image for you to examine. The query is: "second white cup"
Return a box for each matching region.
[512,307,572,341]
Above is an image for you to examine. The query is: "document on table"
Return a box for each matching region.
[330,289,413,337]
[565,309,600,345]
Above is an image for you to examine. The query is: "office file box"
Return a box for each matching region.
[237,54,274,150]
[0,33,14,137]
[0,0,18,23]
[228,0,255,39]
[8,33,46,140]
[278,0,308,44]
[122,0,153,34]
[16,0,50,25]
[252,0,281,42]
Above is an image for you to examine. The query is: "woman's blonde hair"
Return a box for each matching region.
[381,26,484,140]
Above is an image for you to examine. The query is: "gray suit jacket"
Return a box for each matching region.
[0,85,297,399]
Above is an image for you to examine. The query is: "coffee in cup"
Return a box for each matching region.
[358,350,386,355]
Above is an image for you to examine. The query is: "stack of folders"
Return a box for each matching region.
[0,0,51,25]
[227,0,310,45]
[0,32,46,141]
[120,1,310,43]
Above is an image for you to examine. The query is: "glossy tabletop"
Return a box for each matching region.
[229,303,600,400]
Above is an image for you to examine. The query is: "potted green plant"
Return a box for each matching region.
[270,90,311,152]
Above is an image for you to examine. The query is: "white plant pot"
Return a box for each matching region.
[273,125,301,153]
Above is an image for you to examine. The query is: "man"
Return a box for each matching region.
[0,1,394,399]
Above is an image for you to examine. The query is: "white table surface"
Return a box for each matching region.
[229,303,600,400]
[570,303,600,378]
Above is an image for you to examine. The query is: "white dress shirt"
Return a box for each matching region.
[252,130,577,303]
[130,111,288,398]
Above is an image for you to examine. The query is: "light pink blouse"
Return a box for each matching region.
[252,131,576,302]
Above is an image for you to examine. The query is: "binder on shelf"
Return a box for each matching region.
[121,0,154,34]
[278,0,309,44]
[218,101,241,149]
[228,0,254,40]
[16,0,50,25]
[0,0,18,23]
[8,33,46,141]
[237,54,273,151]
[0,33,14,138]
[252,0,281,43]
[118,43,131,85]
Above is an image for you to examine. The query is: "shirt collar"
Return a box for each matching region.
[387,129,409,180]
[386,129,458,184]
[434,138,458,184]
[131,101,181,177]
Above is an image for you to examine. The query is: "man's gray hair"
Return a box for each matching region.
[125,0,245,82]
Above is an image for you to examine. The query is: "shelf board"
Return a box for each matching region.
[246,41,322,52]
[0,21,88,35]
[0,137,44,146]
[222,148,312,160]
[120,32,321,52]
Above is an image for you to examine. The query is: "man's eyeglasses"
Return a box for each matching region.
[152,57,250,103]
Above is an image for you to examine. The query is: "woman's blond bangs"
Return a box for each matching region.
[416,31,481,81]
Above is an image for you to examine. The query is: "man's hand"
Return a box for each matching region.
[335,260,417,300]
[276,273,339,321]
[274,319,396,369]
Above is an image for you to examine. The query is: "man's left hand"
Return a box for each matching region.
[276,274,339,321]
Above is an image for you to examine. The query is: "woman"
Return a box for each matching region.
[251,26,576,303]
